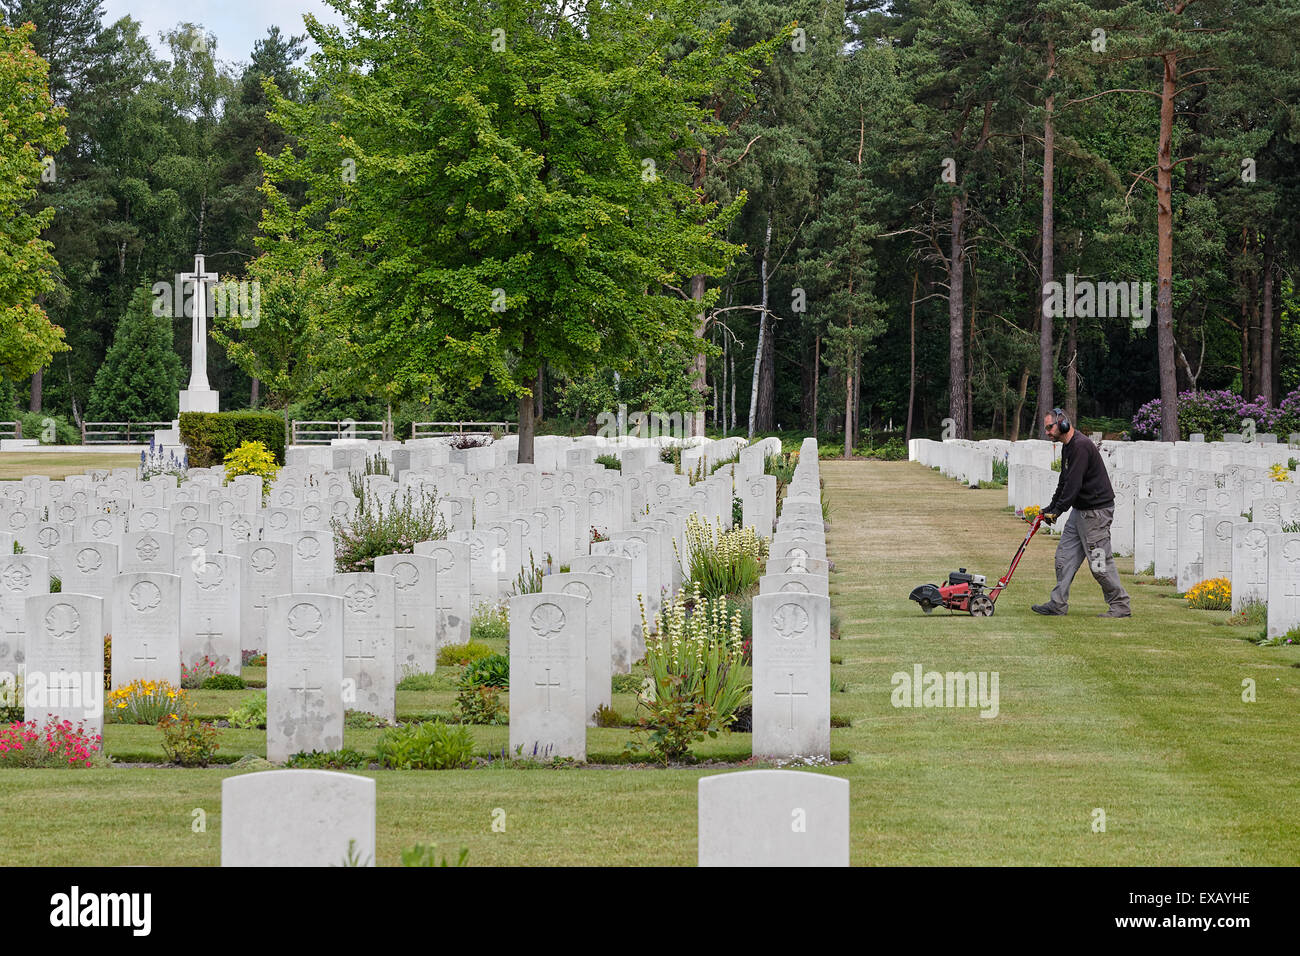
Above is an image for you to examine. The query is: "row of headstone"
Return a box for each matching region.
[752,438,832,760]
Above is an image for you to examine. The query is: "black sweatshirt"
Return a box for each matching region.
[1046,432,1114,515]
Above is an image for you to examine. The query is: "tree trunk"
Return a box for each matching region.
[29,369,42,414]
[1248,236,1260,398]
[747,213,773,438]
[1261,235,1274,405]
[906,270,918,443]
[1011,366,1029,442]
[812,333,820,439]
[534,365,544,422]
[853,347,862,448]
[250,377,260,409]
[949,195,967,438]
[1155,53,1180,441]
[1240,248,1252,398]
[688,145,708,438]
[517,391,535,464]
[1037,41,1056,428]
[843,348,854,458]
[1067,309,1078,426]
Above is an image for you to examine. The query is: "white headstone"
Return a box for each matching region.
[267,593,345,762]
[331,573,397,722]
[374,554,440,676]
[111,572,182,688]
[698,769,848,867]
[23,592,105,738]
[752,592,830,759]
[509,591,588,760]
[221,770,374,866]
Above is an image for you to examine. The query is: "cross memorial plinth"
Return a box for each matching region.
[178,253,220,413]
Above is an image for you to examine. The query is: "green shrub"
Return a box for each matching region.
[455,685,508,725]
[158,715,220,767]
[437,641,493,667]
[611,673,644,695]
[376,720,476,769]
[991,459,1009,484]
[180,411,286,468]
[594,453,621,471]
[201,673,247,690]
[18,411,80,445]
[875,437,907,461]
[396,670,439,691]
[593,704,626,727]
[333,486,448,573]
[461,653,509,689]
[287,748,369,769]
[223,441,280,501]
[471,602,509,643]
[677,513,767,598]
[226,693,268,729]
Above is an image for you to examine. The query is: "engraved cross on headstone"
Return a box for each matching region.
[395,614,416,642]
[196,619,223,651]
[535,667,561,712]
[773,672,808,731]
[288,668,322,716]
[345,639,376,664]
[133,642,159,666]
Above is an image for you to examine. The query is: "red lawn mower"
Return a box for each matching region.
[909,514,1045,617]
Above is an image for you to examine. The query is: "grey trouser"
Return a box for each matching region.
[1047,507,1131,613]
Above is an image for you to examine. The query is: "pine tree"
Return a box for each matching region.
[86,284,182,421]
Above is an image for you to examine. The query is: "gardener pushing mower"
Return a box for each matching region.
[1031,408,1132,618]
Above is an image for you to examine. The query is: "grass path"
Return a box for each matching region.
[1,459,1295,865]
[825,460,1299,864]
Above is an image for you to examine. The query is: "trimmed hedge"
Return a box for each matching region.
[180,412,286,468]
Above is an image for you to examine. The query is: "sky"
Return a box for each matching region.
[101,0,349,65]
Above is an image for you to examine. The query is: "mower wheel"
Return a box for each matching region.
[969,594,995,617]
[920,603,934,614]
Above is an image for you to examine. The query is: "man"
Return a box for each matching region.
[1032,408,1132,618]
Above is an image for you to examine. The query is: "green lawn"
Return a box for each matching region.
[2,459,1296,865]
[0,452,143,480]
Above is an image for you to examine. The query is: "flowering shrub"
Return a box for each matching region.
[1131,387,1300,441]
[1269,463,1291,483]
[1022,504,1042,523]
[332,486,448,573]
[180,656,224,689]
[589,526,609,544]
[241,650,267,667]
[675,513,768,598]
[636,584,750,762]
[1186,577,1232,611]
[139,437,187,482]
[222,440,280,501]
[106,679,189,724]
[0,718,105,768]
[158,714,220,767]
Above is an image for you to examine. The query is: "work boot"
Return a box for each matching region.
[1031,603,1066,616]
